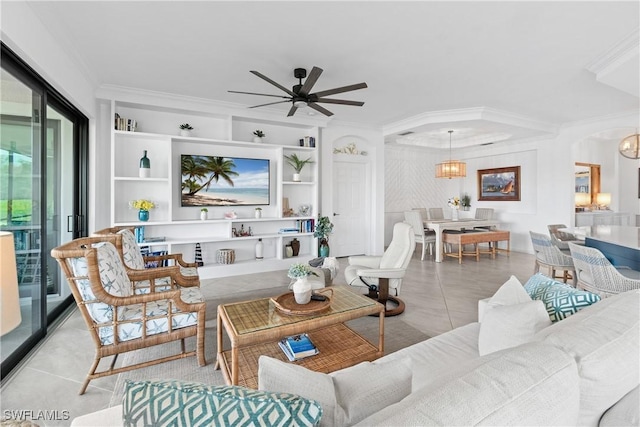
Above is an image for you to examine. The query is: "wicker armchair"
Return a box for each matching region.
[93,226,200,288]
[568,243,640,298]
[51,237,206,395]
[529,231,577,285]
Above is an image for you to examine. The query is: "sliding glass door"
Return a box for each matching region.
[1,43,88,379]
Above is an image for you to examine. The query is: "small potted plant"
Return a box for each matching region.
[200,207,208,221]
[314,216,334,257]
[284,153,314,182]
[461,193,471,211]
[252,130,265,143]
[179,123,194,137]
[255,207,263,219]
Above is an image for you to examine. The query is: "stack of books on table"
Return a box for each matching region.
[278,333,319,361]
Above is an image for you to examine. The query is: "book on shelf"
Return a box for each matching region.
[278,333,319,361]
[279,228,299,234]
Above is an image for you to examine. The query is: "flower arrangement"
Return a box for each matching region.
[179,123,193,130]
[287,263,318,279]
[130,199,156,211]
[447,197,460,210]
[200,208,208,212]
[461,193,471,209]
[253,130,265,138]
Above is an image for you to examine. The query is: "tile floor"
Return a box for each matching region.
[0,250,537,426]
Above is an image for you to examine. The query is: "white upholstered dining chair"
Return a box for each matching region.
[428,207,444,220]
[404,210,435,260]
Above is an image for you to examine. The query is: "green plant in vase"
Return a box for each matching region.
[461,193,471,211]
[284,153,314,182]
[314,216,334,257]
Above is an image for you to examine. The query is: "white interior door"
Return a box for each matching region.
[331,158,370,257]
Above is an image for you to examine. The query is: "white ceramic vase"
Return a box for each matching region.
[293,173,301,182]
[180,130,191,137]
[293,276,312,304]
[252,136,262,143]
[200,211,207,220]
[451,208,459,221]
[255,209,262,218]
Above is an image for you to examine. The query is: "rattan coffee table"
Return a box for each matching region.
[215,286,385,389]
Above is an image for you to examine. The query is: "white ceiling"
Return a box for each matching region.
[18,1,640,148]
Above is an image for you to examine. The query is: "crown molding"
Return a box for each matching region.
[585,28,640,77]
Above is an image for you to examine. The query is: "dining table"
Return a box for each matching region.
[425,219,501,262]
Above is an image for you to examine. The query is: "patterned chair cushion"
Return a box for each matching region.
[122,379,323,427]
[69,242,199,346]
[117,229,146,270]
[524,273,601,322]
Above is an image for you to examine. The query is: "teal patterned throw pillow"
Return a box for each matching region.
[122,379,322,427]
[524,273,601,322]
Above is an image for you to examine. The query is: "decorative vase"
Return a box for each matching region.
[285,245,293,258]
[139,150,150,178]
[255,238,264,260]
[292,276,312,305]
[255,209,262,219]
[180,130,191,137]
[138,209,149,222]
[291,238,300,256]
[319,239,330,257]
[200,211,208,220]
[293,173,301,182]
[252,136,262,143]
[451,208,459,221]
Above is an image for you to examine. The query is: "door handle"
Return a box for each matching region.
[333,213,340,216]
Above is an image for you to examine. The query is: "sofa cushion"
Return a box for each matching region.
[379,322,480,391]
[355,342,580,426]
[478,300,551,356]
[534,290,640,427]
[258,356,412,427]
[478,275,531,322]
[122,379,322,427]
[524,273,600,322]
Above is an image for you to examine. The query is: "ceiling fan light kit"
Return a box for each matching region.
[436,130,467,179]
[229,66,367,117]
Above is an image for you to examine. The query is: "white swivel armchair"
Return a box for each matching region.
[344,222,415,316]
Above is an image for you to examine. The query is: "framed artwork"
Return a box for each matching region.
[477,166,521,201]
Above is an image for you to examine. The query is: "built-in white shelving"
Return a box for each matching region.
[108,100,320,279]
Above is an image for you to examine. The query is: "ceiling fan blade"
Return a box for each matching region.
[249,100,292,108]
[228,90,290,99]
[307,102,334,117]
[314,98,364,106]
[250,70,296,97]
[287,105,298,117]
[312,82,368,98]
[298,66,323,96]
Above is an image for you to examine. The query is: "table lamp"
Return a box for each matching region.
[575,192,591,210]
[596,193,611,210]
[1,231,22,336]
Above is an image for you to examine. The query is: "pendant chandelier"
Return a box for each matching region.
[435,130,466,179]
[619,132,640,159]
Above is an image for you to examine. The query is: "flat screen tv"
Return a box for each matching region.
[181,155,270,207]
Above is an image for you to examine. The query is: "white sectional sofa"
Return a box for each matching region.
[72,275,639,426]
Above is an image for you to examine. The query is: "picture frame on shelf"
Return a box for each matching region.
[477,166,521,201]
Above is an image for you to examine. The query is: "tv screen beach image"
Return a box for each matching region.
[181,155,270,206]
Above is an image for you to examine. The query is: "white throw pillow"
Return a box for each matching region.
[478,300,551,356]
[478,275,531,322]
[258,355,412,427]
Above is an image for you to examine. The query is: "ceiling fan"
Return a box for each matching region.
[229,66,367,117]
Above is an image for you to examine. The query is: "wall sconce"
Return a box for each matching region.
[1,231,22,336]
[596,193,611,210]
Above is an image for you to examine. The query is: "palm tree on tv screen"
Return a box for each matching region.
[183,155,239,196]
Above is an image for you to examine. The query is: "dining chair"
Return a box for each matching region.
[404,210,436,260]
[568,243,640,298]
[529,231,577,286]
[548,224,583,253]
[428,208,444,220]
